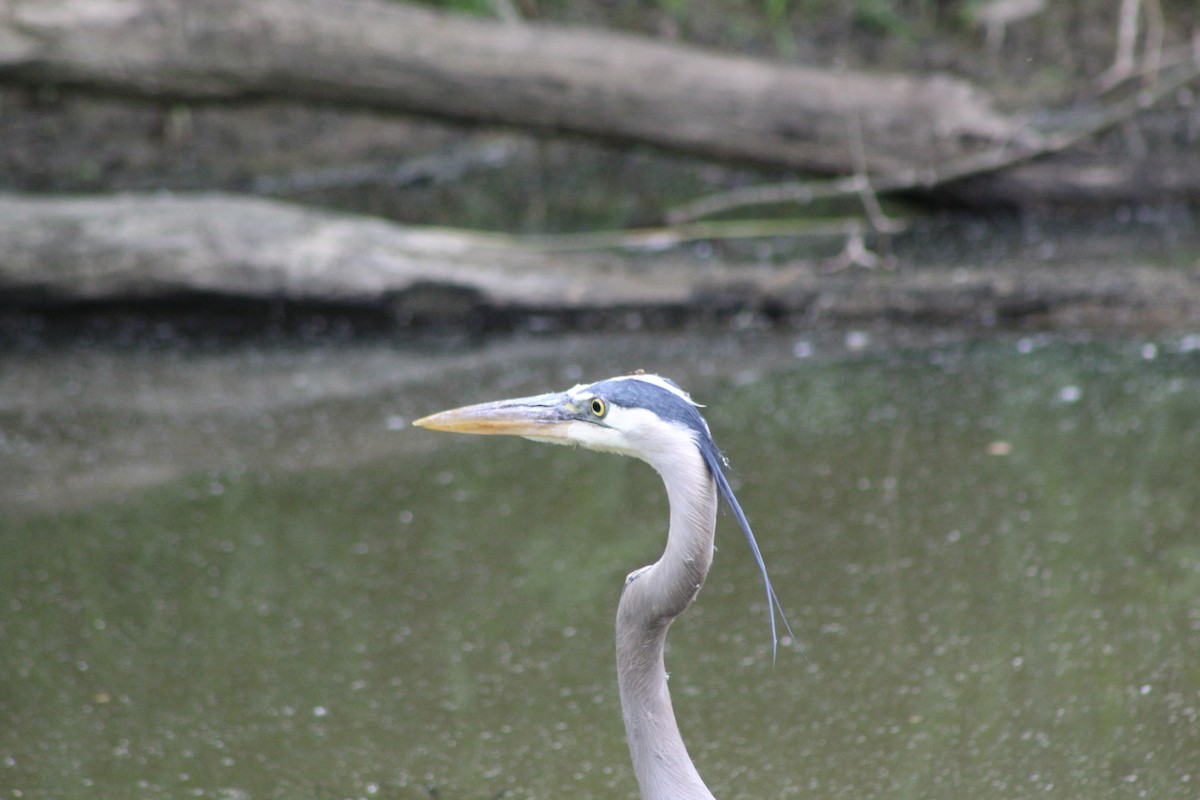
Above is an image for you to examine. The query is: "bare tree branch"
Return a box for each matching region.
[669,61,1200,223]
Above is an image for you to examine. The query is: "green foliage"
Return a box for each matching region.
[657,0,690,20]
[763,0,794,25]
[851,0,909,36]
[407,0,497,16]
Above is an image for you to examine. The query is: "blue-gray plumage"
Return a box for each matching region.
[586,376,707,431]
[414,374,795,800]
[584,376,794,660]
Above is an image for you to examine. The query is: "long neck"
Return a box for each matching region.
[616,447,719,800]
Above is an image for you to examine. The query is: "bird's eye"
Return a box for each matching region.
[590,398,607,417]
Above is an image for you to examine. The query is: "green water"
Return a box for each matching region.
[2,332,1199,799]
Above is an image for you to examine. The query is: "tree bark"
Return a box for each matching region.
[0,193,698,309]
[0,0,1019,176]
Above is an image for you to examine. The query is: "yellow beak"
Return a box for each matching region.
[412,391,575,440]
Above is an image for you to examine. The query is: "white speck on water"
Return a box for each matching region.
[312,706,327,717]
[1058,385,1082,403]
[1140,684,1152,695]
[1141,343,1157,360]
[1180,334,1200,352]
[845,330,870,351]
[385,415,407,430]
[792,340,814,359]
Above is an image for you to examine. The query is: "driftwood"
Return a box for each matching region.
[3,193,1198,331]
[0,193,702,312]
[0,0,1020,177]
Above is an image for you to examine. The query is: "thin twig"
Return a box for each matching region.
[1142,0,1165,89]
[516,217,900,253]
[823,222,887,272]
[846,113,904,235]
[1098,0,1142,91]
[1092,43,1196,96]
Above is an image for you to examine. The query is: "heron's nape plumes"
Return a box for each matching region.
[698,441,798,663]
[414,373,795,800]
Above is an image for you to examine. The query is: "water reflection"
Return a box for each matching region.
[2,333,1198,799]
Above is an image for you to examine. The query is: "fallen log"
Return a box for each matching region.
[0,0,1019,177]
[2,193,1198,332]
[0,193,698,313]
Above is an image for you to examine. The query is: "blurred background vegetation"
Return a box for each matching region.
[412,0,1194,104]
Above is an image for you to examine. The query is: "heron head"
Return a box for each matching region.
[412,373,712,467]
[414,372,796,659]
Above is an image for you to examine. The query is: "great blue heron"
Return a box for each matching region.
[414,373,794,800]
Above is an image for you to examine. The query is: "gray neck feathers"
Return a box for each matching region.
[615,445,718,800]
